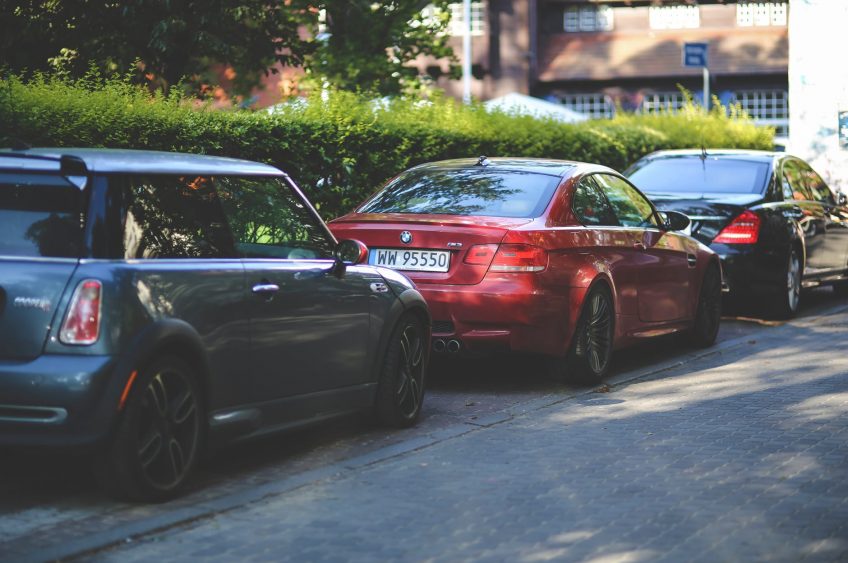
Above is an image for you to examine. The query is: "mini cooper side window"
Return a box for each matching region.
[216,176,334,260]
[572,177,618,226]
[594,174,660,228]
[121,175,235,259]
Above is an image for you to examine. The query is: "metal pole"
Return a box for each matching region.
[703,66,710,111]
[462,0,472,104]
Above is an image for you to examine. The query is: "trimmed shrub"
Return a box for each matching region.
[0,75,773,219]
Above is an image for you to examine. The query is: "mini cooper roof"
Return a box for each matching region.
[0,147,284,178]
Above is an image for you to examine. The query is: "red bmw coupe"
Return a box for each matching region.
[330,158,722,381]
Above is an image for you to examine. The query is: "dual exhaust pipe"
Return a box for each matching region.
[432,339,461,353]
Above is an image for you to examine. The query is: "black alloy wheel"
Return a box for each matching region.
[689,264,722,348]
[375,314,427,428]
[568,285,614,383]
[99,356,204,502]
[772,246,802,319]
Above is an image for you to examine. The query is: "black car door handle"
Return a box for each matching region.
[252,283,280,295]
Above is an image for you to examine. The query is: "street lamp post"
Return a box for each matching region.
[462,0,472,104]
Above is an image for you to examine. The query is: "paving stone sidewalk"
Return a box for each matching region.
[86,314,848,562]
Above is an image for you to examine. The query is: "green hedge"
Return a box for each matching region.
[0,75,773,219]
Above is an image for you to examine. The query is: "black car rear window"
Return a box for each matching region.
[0,173,83,258]
[359,168,561,218]
[627,157,771,195]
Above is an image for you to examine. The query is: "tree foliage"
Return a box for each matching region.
[303,0,459,96]
[0,0,312,94]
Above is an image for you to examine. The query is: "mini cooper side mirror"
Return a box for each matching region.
[661,210,691,232]
[335,239,369,266]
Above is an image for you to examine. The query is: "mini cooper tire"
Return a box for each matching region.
[688,263,722,348]
[99,356,204,502]
[374,314,427,428]
[559,285,614,384]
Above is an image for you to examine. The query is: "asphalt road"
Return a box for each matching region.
[0,287,845,561]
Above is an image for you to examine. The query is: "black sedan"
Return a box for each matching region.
[626,150,848,318]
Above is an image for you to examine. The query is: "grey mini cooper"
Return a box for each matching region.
[0,148,430,501]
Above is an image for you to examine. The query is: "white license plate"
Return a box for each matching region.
[369,248,451,272]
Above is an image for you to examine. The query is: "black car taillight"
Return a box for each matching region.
[713,210,761,244]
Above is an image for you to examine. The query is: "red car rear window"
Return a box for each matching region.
[359,168,561,218]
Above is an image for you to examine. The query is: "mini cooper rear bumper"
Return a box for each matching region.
[0,354,120,448]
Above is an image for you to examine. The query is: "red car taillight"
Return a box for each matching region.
[60,280,102,345]
[489,244,548,273]
[713,210,761,244]
[464,244,498,266]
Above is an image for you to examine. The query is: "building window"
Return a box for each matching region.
[448,2,485,36]
[560,94,615,119]
[737,2,787,27]
[649,5,700,30]
[732,89,789,136]
[564,5,614,33]
[640,92,688,114]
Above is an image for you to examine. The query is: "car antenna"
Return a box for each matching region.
[700,144,708,171]
[476,155,489,166]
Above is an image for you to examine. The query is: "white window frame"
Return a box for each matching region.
[560,93,615,119]
[640,92,688,114]
[447,2,485,36]
[737,2,787,27]
[649,5,700,30]
[563,5,614,33]
[732,89,789,136]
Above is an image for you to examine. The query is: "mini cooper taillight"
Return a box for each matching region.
[713,210,761,244]
[60,280,102,345]
[489,244,548,273]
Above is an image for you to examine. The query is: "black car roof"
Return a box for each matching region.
[0,148,284,177]
[407,157,591,178]
[638,149,781,163]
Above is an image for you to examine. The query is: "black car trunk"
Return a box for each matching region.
[648,193,765,245]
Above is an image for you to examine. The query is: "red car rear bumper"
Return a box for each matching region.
[417,275,588,357]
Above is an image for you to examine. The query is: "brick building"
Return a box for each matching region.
[427,1,789,134]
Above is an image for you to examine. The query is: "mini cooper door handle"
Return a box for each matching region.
[251,283,280,294]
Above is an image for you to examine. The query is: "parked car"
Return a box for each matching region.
[329,157,721,382]
[625,150,848,317]
[0,148,430,501]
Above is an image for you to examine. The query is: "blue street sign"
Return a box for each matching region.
[683,42,708,68]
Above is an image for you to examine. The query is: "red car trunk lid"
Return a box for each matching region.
[330,213,531,285]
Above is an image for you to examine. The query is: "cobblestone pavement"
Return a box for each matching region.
[84,309,848,563]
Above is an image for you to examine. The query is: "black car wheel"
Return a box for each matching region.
[374,314,427,428]
[566,285,614,384]
[99,356,204,502]
[772,247,802,319]
[688,264,722,348]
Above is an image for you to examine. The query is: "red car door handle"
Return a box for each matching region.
[633,242,646,250]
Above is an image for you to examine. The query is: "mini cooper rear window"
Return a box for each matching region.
[359,169,561,218]
[0,173,83,258]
